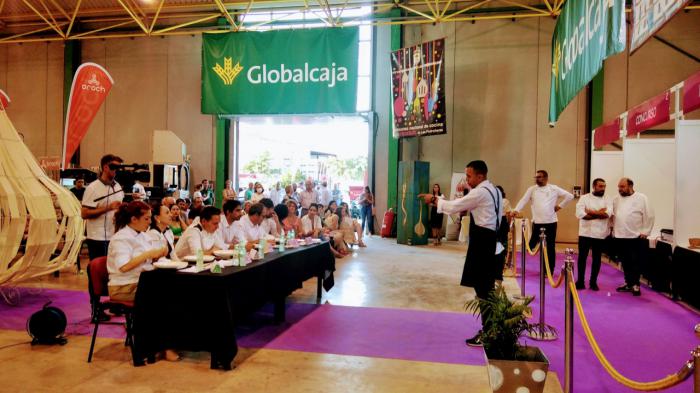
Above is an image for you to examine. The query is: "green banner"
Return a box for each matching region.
[202,28,358,115]
[549,0,626,124]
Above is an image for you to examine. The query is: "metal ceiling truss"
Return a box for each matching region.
[0,0,698,44]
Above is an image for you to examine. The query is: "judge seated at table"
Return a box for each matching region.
[233,203,267,250]
[260,198,283,237]
[175,206,229,259]
[300,203,322,238]
[218,199,244,246]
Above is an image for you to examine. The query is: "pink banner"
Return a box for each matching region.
[62,63,114,169]
[594,117,621,149]
[683,70,700,115]
[626,91,670,136]
[0,89,10,110]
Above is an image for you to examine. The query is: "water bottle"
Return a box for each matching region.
[259,238,266,258]
[278,235,286,252]
[196,248,204,271]
[237,243,246,266]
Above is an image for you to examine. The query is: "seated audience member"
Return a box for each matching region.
[323,207,349,255]
[162,196,176,209]
[301,203,323,238]
[218,199,244,245]
[274,203,289,223]
[233,203,267,249]
[243,200,252,215]
[324,201,338,223]
[260,198,282,237]
[282,200,303,235]
[146,201,176,259]
[169,204,188,238]
[107,201,168,302]
[339,204,366,247]
[187,196,204,224]
[175,206,228,258]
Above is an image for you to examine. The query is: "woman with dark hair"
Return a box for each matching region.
[147,201,176,260]
[282,199,302,236]
[168,204,187,238]
[107,201,168,302]
[323,206,348,256]
[339,204,366,247]
[359,186,375,235]
[429,183,445,246]
[323,200,338,223]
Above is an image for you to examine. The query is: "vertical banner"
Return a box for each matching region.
[549,0,626,124]
[62,63,114,169]
[0,89,10,110]
[626,91,670,136]
[683,70,700,115]
[202,28,358,115]
[593,117,621,149]
[390,38,446,138]
[631,0,692,53]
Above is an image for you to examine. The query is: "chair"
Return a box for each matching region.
[86,256,135,363]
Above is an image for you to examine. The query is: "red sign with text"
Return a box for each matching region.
[0,89,10,110]
[626,91,670,136]
[62,63,114,169]
[683,70,700,115]
[594,117,621,149]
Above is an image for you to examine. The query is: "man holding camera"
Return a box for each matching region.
[81,154,124,261]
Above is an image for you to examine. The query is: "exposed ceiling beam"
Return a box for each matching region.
[213,0,238,30]
[20,0,65,37]
[65,0,82,37]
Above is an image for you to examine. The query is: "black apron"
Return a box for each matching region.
[460,187,500,288]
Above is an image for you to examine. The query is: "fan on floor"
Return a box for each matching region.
[26,301,68,345]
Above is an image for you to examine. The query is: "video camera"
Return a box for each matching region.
[113,163,151,201]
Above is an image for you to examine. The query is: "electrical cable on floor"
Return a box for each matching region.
[0,341,32,351]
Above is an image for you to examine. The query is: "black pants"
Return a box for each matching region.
[530,222,557,272]
[616,237,648,287]
[86,239,110,261]
[577,236,604,285]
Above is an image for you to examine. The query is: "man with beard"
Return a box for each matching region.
[511,170,573,272]
[575,178,612,291]
[613,178,654,297]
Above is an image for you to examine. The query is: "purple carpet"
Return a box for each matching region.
[0,254,696,393]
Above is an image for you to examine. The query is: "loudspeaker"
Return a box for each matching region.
[26,302,67,345]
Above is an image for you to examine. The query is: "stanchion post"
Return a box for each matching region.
[529,228,557,341]
[564,249,575,393]
[516,220,527,299]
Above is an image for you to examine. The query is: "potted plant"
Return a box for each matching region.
[465,286,555,393]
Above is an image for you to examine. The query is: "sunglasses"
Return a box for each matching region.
[108,163,121,170]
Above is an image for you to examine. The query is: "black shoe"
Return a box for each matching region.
[589,283,599,291]
[616,284,632,292]
[575,282,585,290]
[465,332,483,347]
[632,285,641,296]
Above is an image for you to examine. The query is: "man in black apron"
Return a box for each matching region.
[420,160,502,347]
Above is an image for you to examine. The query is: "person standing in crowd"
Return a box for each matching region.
[244,182,255,201]
[511,170,573,272]
[192,184,203,200]
[493,185,511,285]
[299,180,319,216]
[282,185,297,205]
[175,206,228,259]
[222,179,237,203]
[251,182,266,204]
[613,178,654,297]
[429,183,444,246]
[218,199,244,246]
[359,186,375,236]
[81,154,124,261]
[269,182,283,205]
[70,178,86,201]
[575,178,612,291]
[332,183,341,205]
[419,160,502,347]
[319,181,332,208]
[202,179,215,206]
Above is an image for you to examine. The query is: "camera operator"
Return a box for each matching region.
[81,154,124,261]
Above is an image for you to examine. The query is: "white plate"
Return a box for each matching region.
[153,260,189,269]
[183,255,215,263]
[310,238,322,244]
[213,250,236,259]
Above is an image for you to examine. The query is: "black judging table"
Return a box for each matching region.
[131,241,335,370]
[672,246,700,309]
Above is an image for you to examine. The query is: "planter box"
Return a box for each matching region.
[485,347,549,393]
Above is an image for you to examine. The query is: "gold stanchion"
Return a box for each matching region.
[528,228,557,341]
[564,249,574,393]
